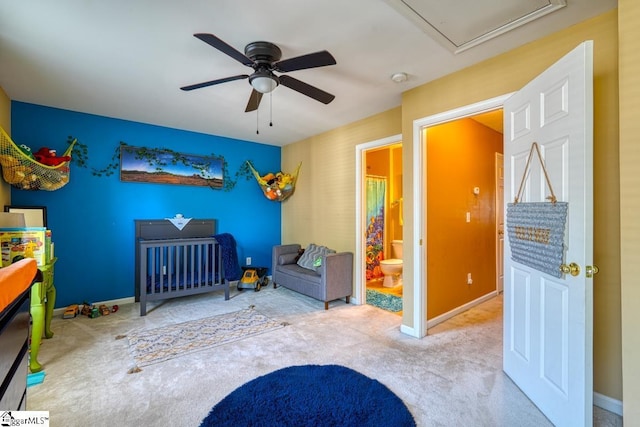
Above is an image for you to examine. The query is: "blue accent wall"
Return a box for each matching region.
[10,101,281,308]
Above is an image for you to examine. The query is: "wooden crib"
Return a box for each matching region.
[135,219,229,316]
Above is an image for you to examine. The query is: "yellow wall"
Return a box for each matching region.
[401,10,620,401]
[619,0,640,422]
[284,10,622,403]
[0,87,12,206]
[426,119,503,318]
[281,107,401,252]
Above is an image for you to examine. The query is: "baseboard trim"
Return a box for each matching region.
[400,324,417,336]
[426,291,498,329]
[594,392,623,416]
[53,296,136,317]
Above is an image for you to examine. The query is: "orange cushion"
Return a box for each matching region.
[0,258,37,312]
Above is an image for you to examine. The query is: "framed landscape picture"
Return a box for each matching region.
[120,146,223,188]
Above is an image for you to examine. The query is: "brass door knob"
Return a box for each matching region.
[560,262,580,276]
[586,265,599,278]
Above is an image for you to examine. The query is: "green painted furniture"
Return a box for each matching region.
[29,257,56,373]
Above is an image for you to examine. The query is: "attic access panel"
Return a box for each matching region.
[385,0,566,53]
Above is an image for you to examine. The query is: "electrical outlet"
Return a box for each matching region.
[467,273,473,285]
[246,257,252,265]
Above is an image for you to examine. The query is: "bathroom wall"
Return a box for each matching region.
[426,118,503,318]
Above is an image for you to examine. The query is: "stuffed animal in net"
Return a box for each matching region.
[247,161,301,202]
[33,147,71,166]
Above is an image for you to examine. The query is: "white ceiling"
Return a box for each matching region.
[0,1,616,147]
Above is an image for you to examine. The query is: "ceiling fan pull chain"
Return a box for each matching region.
[270,92,273,127]
[256,108,259,135]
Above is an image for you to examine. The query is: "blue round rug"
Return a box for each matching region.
[200,364,416,427]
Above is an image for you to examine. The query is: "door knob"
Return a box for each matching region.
[586,265,599,278]
[560,262,580,276]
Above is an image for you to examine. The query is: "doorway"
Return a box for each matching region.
[422,109,504,329]
[364,142,403,314]
[408,94,511,338]
[354,134,402,311]
[407,43,600,424]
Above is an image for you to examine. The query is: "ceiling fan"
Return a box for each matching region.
[180,34,337,112]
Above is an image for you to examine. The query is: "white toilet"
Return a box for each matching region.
[379,240,403,288]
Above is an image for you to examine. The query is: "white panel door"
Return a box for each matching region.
[496,153,504,293]
[503,42,594,426]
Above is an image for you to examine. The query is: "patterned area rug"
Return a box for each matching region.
[366,289,403,312]
[124,307,286,370]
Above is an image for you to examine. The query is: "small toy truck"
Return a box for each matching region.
[63,304,79,319]
[237,267,269,292]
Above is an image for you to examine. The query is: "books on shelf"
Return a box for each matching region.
[0,227,53,267]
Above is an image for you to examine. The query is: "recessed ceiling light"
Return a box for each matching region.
[391,72,408,83]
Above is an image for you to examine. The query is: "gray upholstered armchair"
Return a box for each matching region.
[272,244,353,309]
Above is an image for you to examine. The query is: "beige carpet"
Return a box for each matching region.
[26,284,622,426]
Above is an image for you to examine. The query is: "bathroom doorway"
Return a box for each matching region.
[355,135,403,315]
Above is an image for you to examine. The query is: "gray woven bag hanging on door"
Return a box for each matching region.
[505,142,568,278]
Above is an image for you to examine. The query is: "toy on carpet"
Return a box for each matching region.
[77,302,119,318]
[99,304,110,316]
[237,266,269,292]
[63,304,79,319]
[27,371,46,387]
[80,302,92,317]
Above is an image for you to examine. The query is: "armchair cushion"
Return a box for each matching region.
[278,253,299,265]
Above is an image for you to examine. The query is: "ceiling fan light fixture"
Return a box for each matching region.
[250,72,279,94]
[183,34,336,111]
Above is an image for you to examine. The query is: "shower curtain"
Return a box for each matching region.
[365,176,386,280]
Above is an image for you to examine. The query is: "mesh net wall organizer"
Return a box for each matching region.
[247,161,301,202]
[0,127,76,191]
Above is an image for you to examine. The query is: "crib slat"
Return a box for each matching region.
[138,237,228,315]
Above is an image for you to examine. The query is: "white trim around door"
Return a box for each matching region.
[409,94,513,338]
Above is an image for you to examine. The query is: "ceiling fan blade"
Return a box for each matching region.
[279,75,335,104]
[193,33,254,66]
[180,74,248,91]
[275,50,336,73]
[245,89,263,112]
